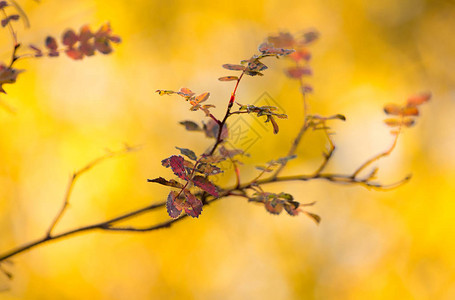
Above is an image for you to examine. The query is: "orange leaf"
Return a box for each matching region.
[195,92,210,104]
[384,118,401,127]
[383,104,402,115]
[218,76,238,81]
[222,64,245,71]
[401,106,419,116]
[402,118,415,127]
[406,92,431,107]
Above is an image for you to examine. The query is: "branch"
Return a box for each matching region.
[208,71,245,155]
[0,163,407,263]
[46,145,140,237]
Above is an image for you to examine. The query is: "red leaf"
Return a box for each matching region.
[183,190,203,218]
[62,29,78,47]
[289,48,311,62]
[169,155,188,180]
[166,191,182,219]
[65,48,83,60]
[45,36,58,50]
[192,175,218,197]
[79,25,93,42]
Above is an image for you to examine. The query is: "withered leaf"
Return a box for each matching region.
[147,177,184,189]
[303,211,321,224]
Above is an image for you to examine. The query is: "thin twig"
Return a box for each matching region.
[313,122,336,175]
[46,145,140,237]
[351,124,402,179]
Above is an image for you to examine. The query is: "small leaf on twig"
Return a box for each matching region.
[175,147,197,161]
[218,76,238,81]
[192,175,218,197]
[179,120,202,131]
[183,189,203,218]
[166,191,182,219]
[222,64,245,71]
[147,177,184,188]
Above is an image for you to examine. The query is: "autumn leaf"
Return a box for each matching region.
[285,66,312,78]
[267,32,295,48]
[258,42,294,56]
[62,29,78,47]
[45,36,59,57]
[218,76,238,81]
[166,191,182,219]
[179,120,202,131]
[406,92,431,107]
[203,119,228,139]
[303,211,321,224]
[183,189,203,218]
[192,175,218,197]
[29,44,43,57]
[65,48,83,60]
[156,90,175,96]
[401,107,419,116]
[162,155,188,180]
[175,147,197,161]
[1,14,19,27]
[384,118,401,127]
[383,104,402,115]
[147,177,184,189]
[178,87,195,97]
[0,65,24,94]
[222,64,245,71]
[265,200,284,215]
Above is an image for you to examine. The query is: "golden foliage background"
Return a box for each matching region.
[1,0,454,299]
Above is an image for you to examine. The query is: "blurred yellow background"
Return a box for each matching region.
[1,0,454,299]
